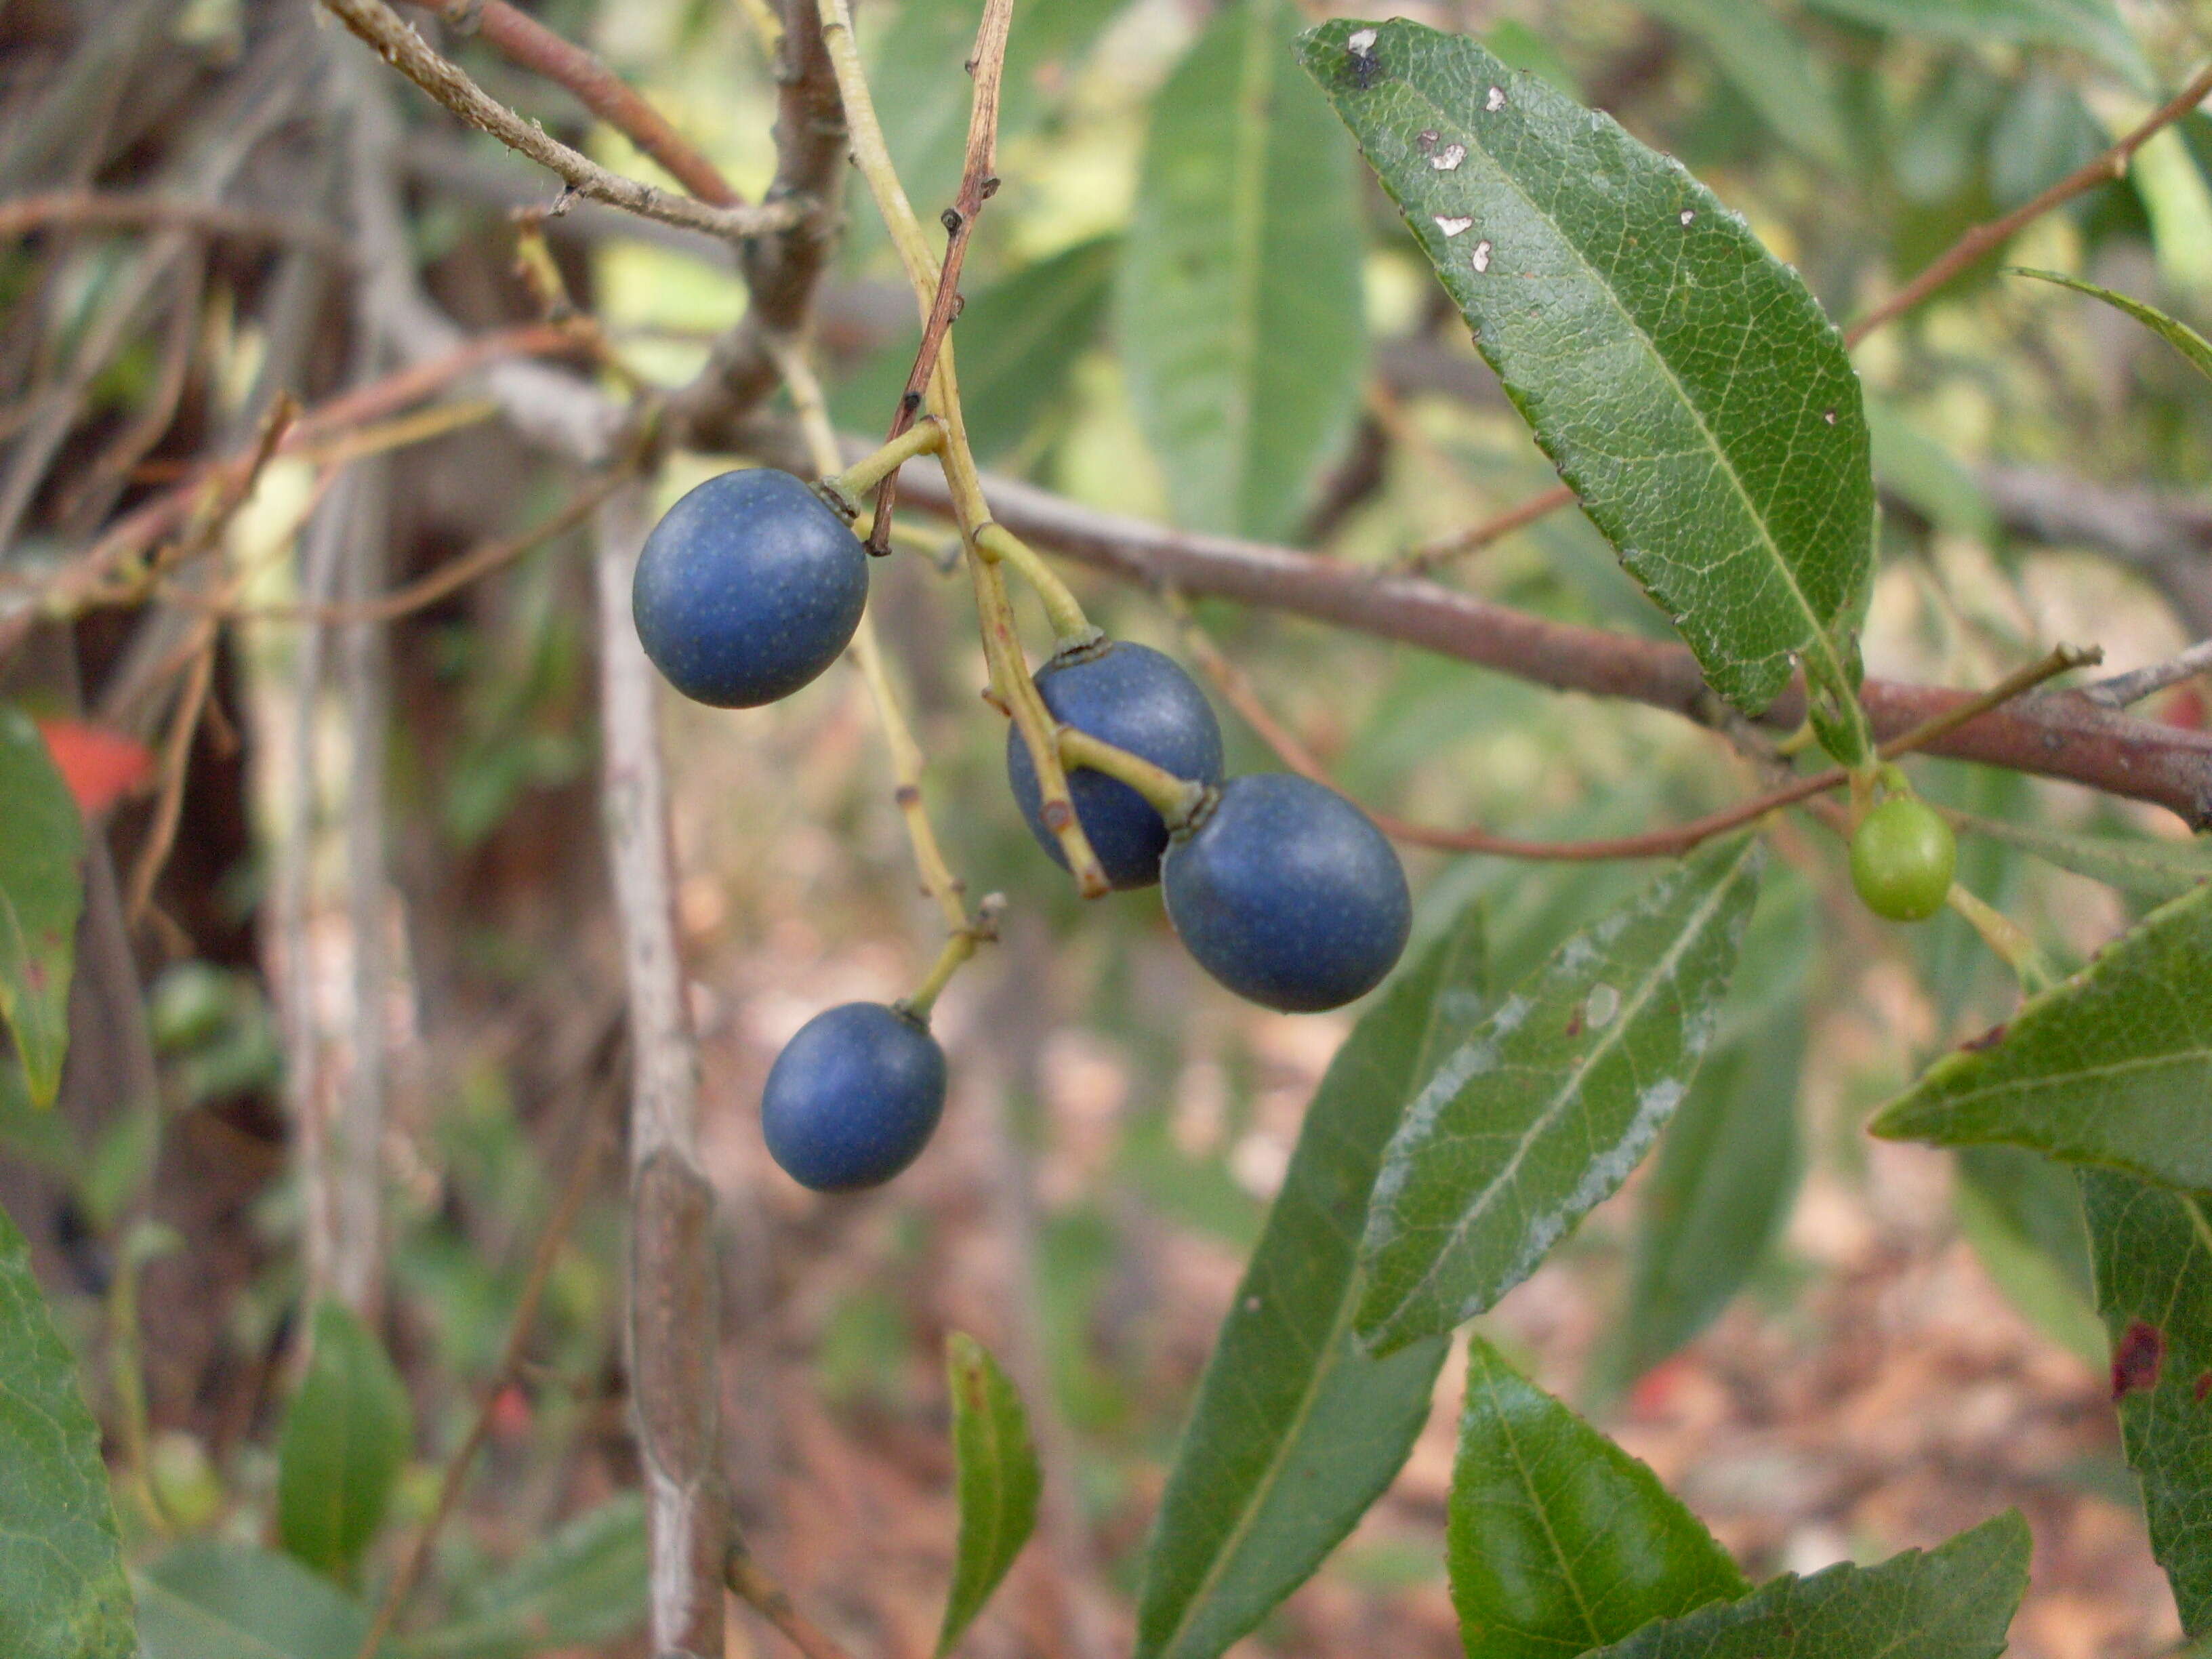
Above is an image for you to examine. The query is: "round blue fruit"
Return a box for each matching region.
[632,468,867,708]
[1006,640,1225,889]
[1163,774,1411,1013]
[760,1002,947,1192]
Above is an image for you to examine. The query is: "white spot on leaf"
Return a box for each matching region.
[1679,209,1696,226]
[1430,142,1467,171]
[1486,85,1507,112]
[1347,27,1377,51]
[1584,983,1620,1030]
[1435,215,1473,237]
[1472,240,1493,273]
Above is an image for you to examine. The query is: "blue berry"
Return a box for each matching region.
[760,1002,947,1192]
[1006,640,1225,889]
[1163,774,1410,1012]
[632,468,867,708]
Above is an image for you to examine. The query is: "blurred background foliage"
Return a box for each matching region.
[6,0,2212,1652]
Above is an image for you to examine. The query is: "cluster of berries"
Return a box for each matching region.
[632,467,1411,1193]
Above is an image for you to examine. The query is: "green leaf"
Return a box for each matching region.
[1621,1005,1805,1380]
[1357,838,1764,1356]
[1635,0,1851,170]
[1300,20,1874,764]
[1450,1335,1746,1657]
[834,238,1117,462]
[1800,0,2152,93]
[0,706,85,1108]
[136,1542,369,1659]
[1871,882,2212,1190]
[276,1300,413,1584]
[1578,1510,2030,1659]
[1956,1147,2105,1367]
[0,1199,136,1659]
[2009,267,2212,384]
[1136,907,1488,1659]
[1952,814,2212,903]
[1619,876,1812,1378]
[863,0,1124,233]
[2080,1170,2212,1634]
[939,1332,1042,1655]
[1121,0,1367,540]
[399,1496,647,1658]
[1867,400,1998,546]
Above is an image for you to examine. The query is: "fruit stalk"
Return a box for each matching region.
[766,331,979,941]
[976,521,1095,647]
[829,417,947,504]
[1057,726,1208,829]
[812,0,1110,895]
[1945,884,2060,996]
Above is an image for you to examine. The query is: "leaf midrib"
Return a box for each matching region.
[1372,841,1752,1342]
[1145,956,1467,1659]
[1387,46,1859,710]
[1910,1046,2212,1116]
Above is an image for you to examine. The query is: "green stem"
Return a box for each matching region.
[975,521,1097,647]
[1057,727,1206,827]
[901,929,980,1022]
[826,419,945,503]
[1945,884,2060,996]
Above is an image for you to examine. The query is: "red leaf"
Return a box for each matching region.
[34,718,154,817]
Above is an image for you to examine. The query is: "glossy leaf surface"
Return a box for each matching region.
[0,1199,135,1659]
[1301,20,1873,760]
[1136,909,1487,1659]
[1357,838,1763,1355]
[939,1332,1042,1654]
[2081,1170,2212,1634]
[1582,1512,2029,1659]
[1450,1335,1745,1657]
[1872,882,2212,1190]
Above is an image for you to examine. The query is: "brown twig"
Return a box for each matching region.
[2085,638,2212,709]
[862,0,1014,556]
[440,0,747,208]
[316,0,798,242]
[726,1542,862,1659]
[888,462,2212,828]
[1397,483,1576,574]
[125,631,216,921]
[593,483,728,1657]
[0,323,582,660]
[353,1054,617,1659]
[1843,62,2212,346]
[209,470,627,624]
[0,190,350,255]
[662,0,848,451]
[1380,62,2212,569]
[1175,592,2101,858]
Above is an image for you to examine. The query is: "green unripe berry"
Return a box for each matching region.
[1850,794,1957,922]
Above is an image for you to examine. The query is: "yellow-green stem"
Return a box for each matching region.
[762,332,977,943]
[812,0,1105,893]
[901,929,979,1021]
[1946,884,2060,995]
[1058,727,1207,827]
[828,418,945,503]
[975,522,1094,645]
